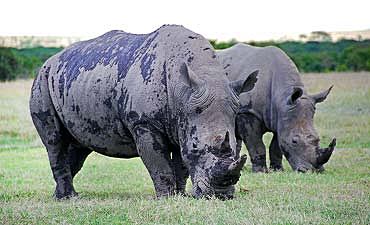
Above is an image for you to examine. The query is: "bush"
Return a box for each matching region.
[0,47,61,81]
[340,45,370,71]
[0,40,369,82]
[211,39,370,73]
[0,48,19,81]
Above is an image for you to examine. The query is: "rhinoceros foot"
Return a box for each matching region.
[53,189,79,200]
[252,164,268,173]
[270,164,284,172]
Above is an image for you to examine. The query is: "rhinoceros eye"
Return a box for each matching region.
[221,180,233,186]
[292,135,299,145]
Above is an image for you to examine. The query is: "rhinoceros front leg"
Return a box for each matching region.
[269,134,284,171]
[236,114,268,173]
[133,125,176,197]
[171,147,189,195]
[235,138,243,157]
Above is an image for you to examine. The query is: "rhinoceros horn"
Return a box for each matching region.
[220,131,247,173]
[221,131,231,150]
[316,138,336,165]
[228,154,248,173]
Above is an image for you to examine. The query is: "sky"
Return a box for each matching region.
[1,0,369,41]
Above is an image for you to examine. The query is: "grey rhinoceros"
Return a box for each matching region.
[217,43,336,172]
[30,25,258,200]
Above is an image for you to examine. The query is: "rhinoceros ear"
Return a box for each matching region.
[311,85,333,104]
[179,62,205,90]
[229,70,258,95]
[288,87,303,105]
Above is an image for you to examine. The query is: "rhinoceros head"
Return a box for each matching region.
[190,132,249,199]
[278,86,336,172]
[175,63,257,199]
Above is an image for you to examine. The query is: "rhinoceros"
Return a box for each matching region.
[30,25,257,200]
[217,43,336,172]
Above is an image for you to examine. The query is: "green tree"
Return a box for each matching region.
[340,45,370,71]
[0,48,19,81]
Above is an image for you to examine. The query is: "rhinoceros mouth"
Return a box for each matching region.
[293,160,314,173]
[192,178,212,199]
[193,179,235,200]
[214,190,234,200]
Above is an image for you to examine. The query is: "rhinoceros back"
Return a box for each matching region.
[41,25,218,155]
[44,30,161,155]
[217,43,303,131]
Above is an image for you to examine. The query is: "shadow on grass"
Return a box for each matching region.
[79,190,156,200]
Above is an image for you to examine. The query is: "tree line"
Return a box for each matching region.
[1,39,370,81]
[211,39,370,73]
[0,47,62,81]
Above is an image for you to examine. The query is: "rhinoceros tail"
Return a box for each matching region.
[30,63,55,123]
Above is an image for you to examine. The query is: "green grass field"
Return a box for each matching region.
[0,73,369,224]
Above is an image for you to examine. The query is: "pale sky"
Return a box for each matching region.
[1,0,369,41]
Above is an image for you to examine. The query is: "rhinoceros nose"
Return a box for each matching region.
[292,135,300,144]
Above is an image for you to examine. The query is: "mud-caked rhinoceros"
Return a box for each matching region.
[217,43,336,173]
[30,25,258,199]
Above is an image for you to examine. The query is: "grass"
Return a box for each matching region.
[0,72,369,224]
[0,80,42,150]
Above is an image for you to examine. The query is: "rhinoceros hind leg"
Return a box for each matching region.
[133,124,176,198]
[269,134,284,171]
[235,138,243,157]
[236,114,268,173]
[30,74,78,199]
[171,146,189,195]
[31,110,77,199]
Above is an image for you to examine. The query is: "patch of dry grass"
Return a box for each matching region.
[0,80,42,150]
[303,72,370,148]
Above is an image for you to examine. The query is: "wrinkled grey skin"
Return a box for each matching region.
[217,43,336,173]
[30,25,256,200]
